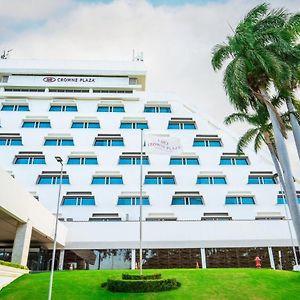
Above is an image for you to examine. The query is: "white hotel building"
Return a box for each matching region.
[0,59,299,270]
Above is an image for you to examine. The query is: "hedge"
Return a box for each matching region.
[122,273,162,280]
[0,260,28,270]
[106,278,180,293]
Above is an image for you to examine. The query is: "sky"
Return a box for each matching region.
[0,0,299,176]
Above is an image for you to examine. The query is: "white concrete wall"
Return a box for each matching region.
[0,95,291,222]
[0,168,67,246]
[64,220,296,249]
[0,59,298,250]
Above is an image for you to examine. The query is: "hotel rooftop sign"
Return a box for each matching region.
[2,75,131,88]
[43,76,96,83]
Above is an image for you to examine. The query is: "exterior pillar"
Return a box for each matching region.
[131,249,136,270]
[58,249,65,270]
[268,247,275,270]
[11,220,32,266]
[200,248,206,269]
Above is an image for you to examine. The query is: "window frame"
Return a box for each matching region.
[197,176,227,184]
[225,196,255,205]
[67,157,98,165]
[91,176,123,184]
[117,196,150,206]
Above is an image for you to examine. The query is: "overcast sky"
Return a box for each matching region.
[0,0,299,176]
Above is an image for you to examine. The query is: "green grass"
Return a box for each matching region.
[1,268,300,300]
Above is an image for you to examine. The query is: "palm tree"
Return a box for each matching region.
[211,3,300,245]
[277,14,300,161]
[224,105,288,195]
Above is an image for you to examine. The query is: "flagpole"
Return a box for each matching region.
[139,128,144,275]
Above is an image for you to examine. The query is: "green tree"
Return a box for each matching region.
[224,104,288,195]
[211,3,300,245]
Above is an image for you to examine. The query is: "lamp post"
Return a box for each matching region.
[48,156,64,300]
[139,129,144,275]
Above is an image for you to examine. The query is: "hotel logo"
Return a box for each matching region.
[43,77,56,82]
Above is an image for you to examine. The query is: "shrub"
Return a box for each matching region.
[0,260,28,270]
[106,278,180,293]
[122,273,162,280]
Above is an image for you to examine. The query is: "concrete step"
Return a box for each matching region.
[0,275,19,290]
[0,271,20,277]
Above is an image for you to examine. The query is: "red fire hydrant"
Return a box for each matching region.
[255,256,261,268]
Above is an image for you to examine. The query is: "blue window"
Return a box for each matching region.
[44,139,74,146]
[71,122,100,128]
[144,176,175,184]
[67,157,98,165]
[163,177,176,184]
[88,122,100,128]
[22,122,34,128]
[1,104,29,111]
[82,197,95,205]
[214,177,227,184]
[1,105,14,111]
[37,176,70,184]
[49,105,77,112]
[15,157,46,164]
[193,139,222,147]
[196,177,209,184]
[168,122,196,129]
[160,107,171,113]
[119,157,149,165]
[225,196,255,205]
[62,196,95,206]
[22,121,51,128]
[144,106,171,113]
[67,158,81,164]
[170,158,199,165]
[197,176,227,184]
[91,176,123,184]
[91,177,105,184]
[15,158,29,164]
[62,198,77,205]
[85,158,98,165]
[171,196,203,205]
[277,195,300,204]
[117,197,150,205]
[33,158,46,164]
[94,139,124,146]
[97,106,125,112]
[40,122,51,128]
[0,138,23,146]
[220,157,249,165]
[144,107,156,113]
[120,122,148,129]
[49,106,61,112]
[248,176,276,184]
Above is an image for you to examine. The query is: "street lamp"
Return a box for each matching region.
[48,156,64,300]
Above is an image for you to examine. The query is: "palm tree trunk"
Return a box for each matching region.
[261,90,300,247]
[265,142,287,193]
[286,98,300,162]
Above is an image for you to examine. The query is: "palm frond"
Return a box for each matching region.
[211,43,232,71]
[223,57,252,110]
[224,112,249,125]
[243,3,269,26]
[236,128,259,153]
[286,13,300,40]
[254,132,264,152]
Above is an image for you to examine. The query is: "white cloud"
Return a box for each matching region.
[0,0,72,21]
[0,0,299,175]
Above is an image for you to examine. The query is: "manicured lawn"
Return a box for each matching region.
[1,268,300,299]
